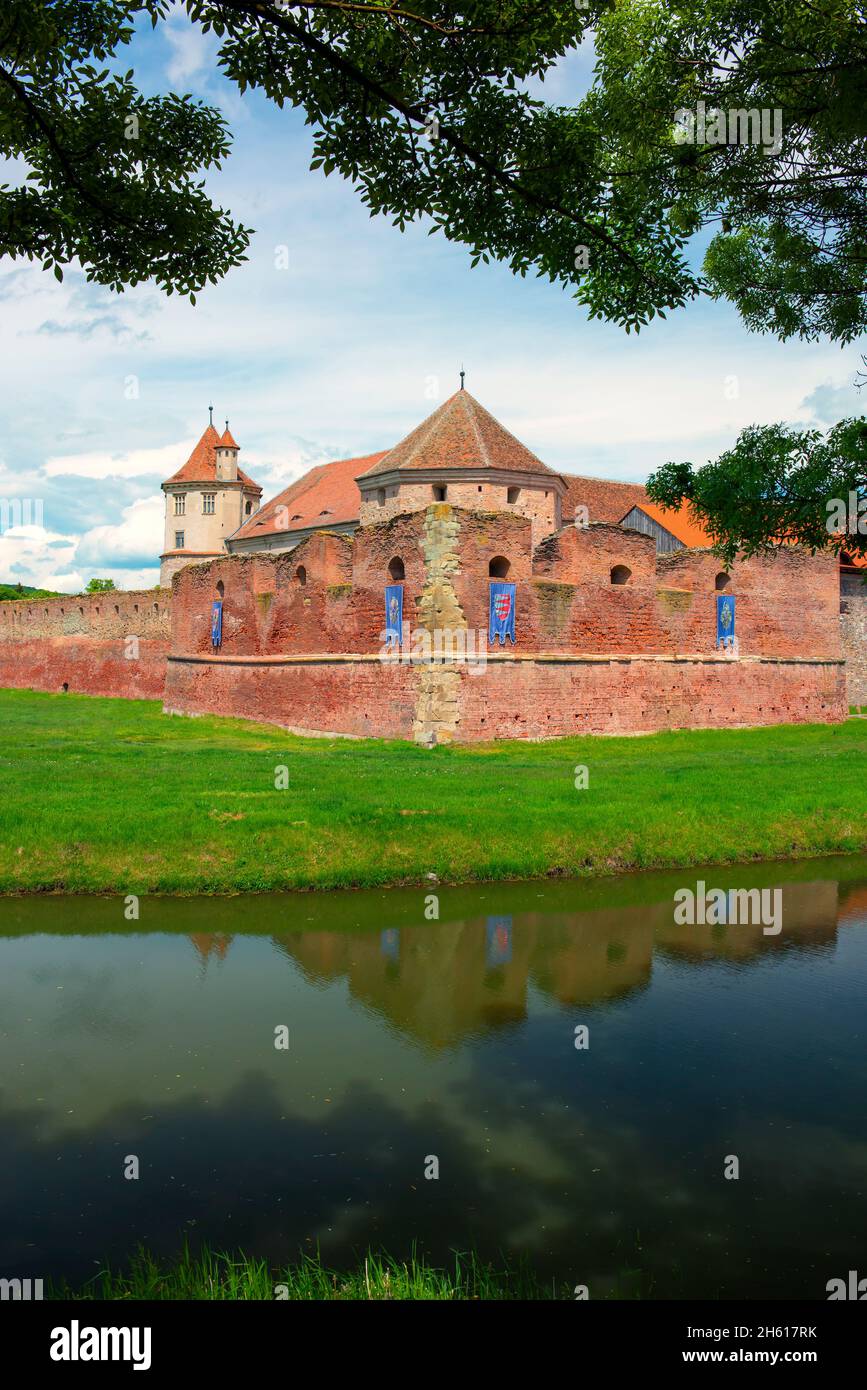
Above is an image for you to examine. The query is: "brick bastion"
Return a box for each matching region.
[0,505,848,740]
[161,504,847,742]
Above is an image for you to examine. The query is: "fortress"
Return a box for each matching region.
[0,387,861,740]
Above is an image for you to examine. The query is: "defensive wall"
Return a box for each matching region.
[0,505,853,739]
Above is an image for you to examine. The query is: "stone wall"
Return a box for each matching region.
[841,570,867,705]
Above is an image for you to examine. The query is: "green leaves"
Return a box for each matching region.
[1,0,863,336]
[648,419,867,563]
[0,0,250,297]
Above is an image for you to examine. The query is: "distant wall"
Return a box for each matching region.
[0,591,171,698]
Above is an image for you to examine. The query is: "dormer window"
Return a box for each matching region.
[202,493,216,515]
[174,494,185,516]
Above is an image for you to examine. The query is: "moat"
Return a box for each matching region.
[2,856,867,1299]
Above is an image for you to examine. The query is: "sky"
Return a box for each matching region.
[0,5,864,593]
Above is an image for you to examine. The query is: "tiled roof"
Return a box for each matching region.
[231,451,389,542]
[219,425,239,449]
[164,424,261,492]
[356,390,558,479]
[563,474,649,525]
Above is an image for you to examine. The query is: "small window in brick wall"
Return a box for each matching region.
[388,556,405,582]
[507,487,520,504]
[433,485,447,501]
[611,565,632,585]
[296,565,307,587]
[489,556,511,578]
[715,572,732,592]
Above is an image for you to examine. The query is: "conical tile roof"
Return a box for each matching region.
[356,390,558,479]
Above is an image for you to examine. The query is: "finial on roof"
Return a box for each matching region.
[459,367,465,391]
[225,419,229,432]
[208,404,214,427]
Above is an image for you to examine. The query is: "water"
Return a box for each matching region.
[2,858,866,1299]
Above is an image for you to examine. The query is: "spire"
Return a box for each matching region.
[219,423,239,450]
[208,404,213,427]
[459,366,465,391]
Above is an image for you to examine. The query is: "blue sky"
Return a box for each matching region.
[0,5,864,592]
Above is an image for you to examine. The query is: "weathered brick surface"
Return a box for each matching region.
[0,505,852,736]
[164,656,417,739]
[454,655,846,740]
[0,590,170,697]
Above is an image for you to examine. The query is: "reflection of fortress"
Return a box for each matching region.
[186,879,842,1050]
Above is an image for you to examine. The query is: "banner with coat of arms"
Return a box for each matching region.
[489,581,516,645]
[716,594,735,649]
[385,583,403,649]
[211,600,222,649]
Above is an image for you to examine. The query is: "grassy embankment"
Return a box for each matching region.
[48,1245,561,1301]
[0,687,865,894]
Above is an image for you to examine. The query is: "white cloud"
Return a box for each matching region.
[163,3,220,86]
[75,494,164,568]
[0,525,82,592]
[44,441,193,481]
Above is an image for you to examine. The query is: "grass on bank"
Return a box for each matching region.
[0,687,865,894]
[48,1244,561,1301]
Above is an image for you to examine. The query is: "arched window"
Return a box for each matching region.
[489,555,511,579]
[610,565,632,585]
[388,556,405,582]
[216,580,225,598]
[296,565,307,587]
[715,572,732,592]
[507,486,520,504]
[245,500,253,516]
[433,484,447,501]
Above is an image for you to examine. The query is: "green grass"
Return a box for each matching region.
[0,687,865,894]
[47,1243,562,1301]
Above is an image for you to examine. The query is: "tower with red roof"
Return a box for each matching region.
[160,417,262,586]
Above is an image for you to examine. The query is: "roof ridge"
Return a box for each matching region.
[462,392,493,468]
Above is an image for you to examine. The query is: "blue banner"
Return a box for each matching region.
[385,584,403,649]
[211,599,223,649]
[489,581,516,645]
[716,594,735,648]
[486,916,512,967]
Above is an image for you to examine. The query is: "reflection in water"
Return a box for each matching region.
[1,862,866,1298]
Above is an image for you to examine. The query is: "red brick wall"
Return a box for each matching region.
[164,655,418,739]
[0,590,170,697]
[0,506,848,736]
[455,655,846,739]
